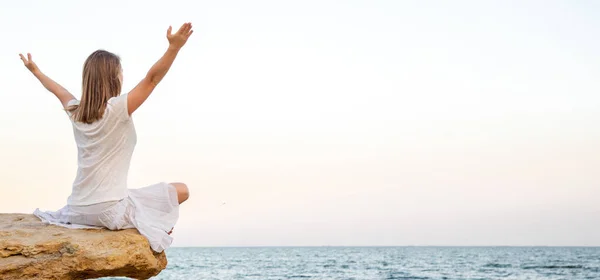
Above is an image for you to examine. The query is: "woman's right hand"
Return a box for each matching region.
[167,22,194,50]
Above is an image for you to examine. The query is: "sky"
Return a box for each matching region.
[0,0,599,247]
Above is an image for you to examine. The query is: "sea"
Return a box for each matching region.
[101,246,600,280]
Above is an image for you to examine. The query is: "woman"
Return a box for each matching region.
[20,22,194,253]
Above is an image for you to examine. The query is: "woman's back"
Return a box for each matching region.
[26,22,194,253]
[67,94,136,206]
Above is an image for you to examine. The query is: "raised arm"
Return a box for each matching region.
[127,22,194,115]
[19,53,76,108]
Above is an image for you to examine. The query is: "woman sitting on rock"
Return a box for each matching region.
[19,23,194,253]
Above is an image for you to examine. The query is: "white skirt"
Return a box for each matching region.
[33,182,179,253]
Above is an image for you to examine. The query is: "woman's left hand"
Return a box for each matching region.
[19,53,39,72]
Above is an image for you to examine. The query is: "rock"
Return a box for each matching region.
[0,214,167,280]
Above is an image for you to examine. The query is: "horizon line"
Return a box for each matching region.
[170,245,600,248]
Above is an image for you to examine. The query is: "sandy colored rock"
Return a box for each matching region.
[0,214,167,280]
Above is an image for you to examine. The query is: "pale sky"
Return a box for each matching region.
[1,0,599,247]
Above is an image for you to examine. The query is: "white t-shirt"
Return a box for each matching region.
[66,94,137,206]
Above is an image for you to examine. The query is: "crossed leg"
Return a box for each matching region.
[168,182,190,235]
[170,182,190,204]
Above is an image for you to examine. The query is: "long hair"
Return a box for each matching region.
[67,50,122,124]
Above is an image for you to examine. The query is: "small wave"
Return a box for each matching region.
[522,265,584,269]
[387,272,429,280]
[483,263,512,268]
[191,264,209,269]
[387,276,430,280]
[586,267,600,272]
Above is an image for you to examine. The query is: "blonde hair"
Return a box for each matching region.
[67,50,122,124]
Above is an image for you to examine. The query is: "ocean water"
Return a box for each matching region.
[103,247,600,279]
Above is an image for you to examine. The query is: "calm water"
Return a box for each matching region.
[103,247,600,279]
